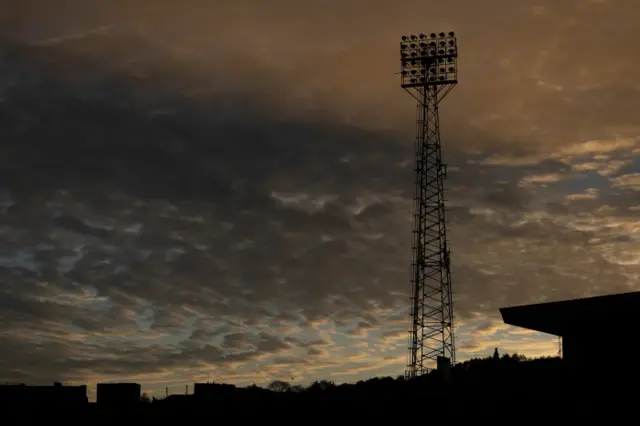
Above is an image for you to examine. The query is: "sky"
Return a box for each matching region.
[1,0,640,400]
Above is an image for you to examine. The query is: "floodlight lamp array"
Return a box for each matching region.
[400,31,458,88]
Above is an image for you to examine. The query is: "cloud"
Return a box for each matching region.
[566,188,598,201]
[612,173,640,191]
[0,0,639,399]
[469,321,510,339]
[518,173,566,188]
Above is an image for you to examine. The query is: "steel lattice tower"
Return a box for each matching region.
[399,32,458,378]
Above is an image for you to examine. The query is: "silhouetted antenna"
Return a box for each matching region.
[399,31,459,378]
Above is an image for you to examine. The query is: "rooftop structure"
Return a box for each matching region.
[97,382,141,406]
[0,382,88,404]
[500,291,640,368]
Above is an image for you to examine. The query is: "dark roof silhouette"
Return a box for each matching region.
[0,382,87,404]
[499,291,640,336]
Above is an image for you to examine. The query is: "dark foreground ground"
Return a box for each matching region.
[3,356,637,421]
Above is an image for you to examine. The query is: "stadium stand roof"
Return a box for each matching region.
[499,291,640,336]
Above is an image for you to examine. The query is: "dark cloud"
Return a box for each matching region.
[0,0,639,395]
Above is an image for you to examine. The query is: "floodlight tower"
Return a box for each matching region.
[399,31,458,379]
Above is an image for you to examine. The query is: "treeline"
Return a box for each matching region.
[5,352,634,420]
[236,350,547,397]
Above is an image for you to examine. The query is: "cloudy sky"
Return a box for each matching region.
[1,0,639,399]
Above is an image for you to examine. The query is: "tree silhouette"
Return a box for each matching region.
[267,380,291,392]
[310,380,335,391]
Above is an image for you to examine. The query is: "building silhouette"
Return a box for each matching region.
[0,382,87,405]
[96,383,141,407]
[500,291,640,369]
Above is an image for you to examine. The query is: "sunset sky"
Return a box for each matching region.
[1,0,639,400]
